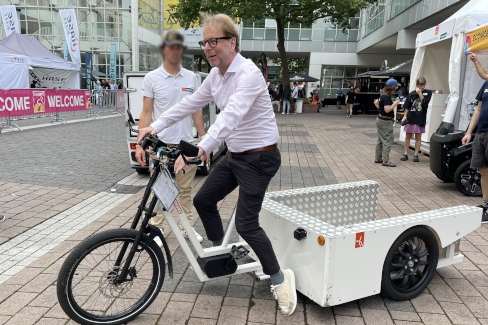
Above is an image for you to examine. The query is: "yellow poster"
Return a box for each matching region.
[466,23,488,53]
[164,0,182,30]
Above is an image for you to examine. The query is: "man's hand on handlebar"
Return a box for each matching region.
[136,126,156,145]
[174,147,206,175]
[135,145,146,167]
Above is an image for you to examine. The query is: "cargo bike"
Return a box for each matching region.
[56,133,482,324]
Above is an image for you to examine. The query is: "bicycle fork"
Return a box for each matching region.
[113,162,161,284]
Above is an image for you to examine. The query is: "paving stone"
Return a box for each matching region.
[191,295,223,319]
[305,304,335,325]
[389,311,421,322]
[358,295,387,310]
[187,318,216,325]
[361,309,394,325]
[223,297,249,307]
[427,283,462,303]
[4,306,49,325]
[126,313,159,324]
[174,281,202,294]
[438,301,479,325]
[200,277,230,296]
[158,301,193,325]
[410,293,444,314]
[460,296,488,318]
[217,305,248,325]
[335,315,365,325]
[418,313,452,325]
[225,284,252,299]
[144,292,171,315]
[0,292,38,316]
[248,299,276,324]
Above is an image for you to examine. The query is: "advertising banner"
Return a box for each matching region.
[417,19,456,48]
[0,5,19,36]
[86,52,93,90]
[116,90,124,108]
[109,43,117,82]
[59,9,81,65]
[63,40,68,60]
[29,67,79,89]
[466,22,488,54]
[0,89,91,118]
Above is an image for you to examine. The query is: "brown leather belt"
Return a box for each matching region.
[379,114,394,121]
[232,144,277,155]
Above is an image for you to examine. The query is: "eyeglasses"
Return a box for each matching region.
[198,37,232,49]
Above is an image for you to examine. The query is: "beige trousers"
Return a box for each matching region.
[148,147,198,232]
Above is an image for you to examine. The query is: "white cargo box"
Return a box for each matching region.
[252,181,481,306]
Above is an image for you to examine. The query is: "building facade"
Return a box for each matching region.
[0,0,194,85]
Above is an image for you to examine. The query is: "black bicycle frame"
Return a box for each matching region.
[114,159,163,283]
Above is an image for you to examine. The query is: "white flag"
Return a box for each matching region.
[59,9,81,65]
[0,5,19,36]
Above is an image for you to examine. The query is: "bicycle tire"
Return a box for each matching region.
[57,228,165,325]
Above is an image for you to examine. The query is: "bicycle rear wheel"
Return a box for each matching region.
[57,228,165,325]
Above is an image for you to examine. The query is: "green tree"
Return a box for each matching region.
[170,0,376,87]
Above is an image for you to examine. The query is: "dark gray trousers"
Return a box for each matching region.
[193,149,281,275]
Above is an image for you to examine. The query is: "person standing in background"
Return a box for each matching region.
[345,87,356,118]
[291,82,298,114]
[94,81,103,107]
[282,84,291,115]
[336,86,343,109]
[259,53,268,83]
[374,79,401,167]
[135,30,207,244]
[400,77,432,162]
[117,80,123,89]
[271,90,282,113]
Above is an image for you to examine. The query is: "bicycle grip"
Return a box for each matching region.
[179,140,199,157]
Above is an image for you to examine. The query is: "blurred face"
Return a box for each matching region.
[203,26,235,69]
[162,44,184,65]
[417,83,426,91]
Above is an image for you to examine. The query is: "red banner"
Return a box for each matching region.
[0,89,91,118]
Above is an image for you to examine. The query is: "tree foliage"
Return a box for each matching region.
[170,0,376,86]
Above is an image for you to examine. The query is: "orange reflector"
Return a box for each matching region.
[130,143,137,150]
[318,236,325,246]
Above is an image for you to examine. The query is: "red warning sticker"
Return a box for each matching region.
[174,199,183,215]
[355,232,364,248]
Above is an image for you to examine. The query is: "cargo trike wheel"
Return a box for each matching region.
[381,226,438,301]
[454,160,483,197]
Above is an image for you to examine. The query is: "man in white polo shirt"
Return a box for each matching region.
[135,30,206,243]
[137,13,297,317]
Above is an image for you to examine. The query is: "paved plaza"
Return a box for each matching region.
[0,108,486,325]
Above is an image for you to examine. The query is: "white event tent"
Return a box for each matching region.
[408,0,488,143]
[0,33,80,89]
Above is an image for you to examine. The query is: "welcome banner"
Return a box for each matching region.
[0,89,91,118]
[466,23,488,54]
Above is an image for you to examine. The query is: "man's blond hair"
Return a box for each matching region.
[201,13,239,52]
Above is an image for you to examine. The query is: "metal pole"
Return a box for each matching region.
[131,0,139,71]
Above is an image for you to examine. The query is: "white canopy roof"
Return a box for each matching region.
[0,33,80,71]
[443,0,488,35]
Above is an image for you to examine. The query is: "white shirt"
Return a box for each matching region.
[142,65,198,144]
[151,53,279,154]
[292,86,298,99]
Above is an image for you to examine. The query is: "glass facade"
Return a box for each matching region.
[0,0,163,87]
[390,0,421,19]
[319,66,377,98]
[242,19,312,41]
[364,0,385,36]
[323,14,360,42]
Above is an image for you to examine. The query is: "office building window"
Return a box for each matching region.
[323,14,360,42]
[390,0,421,19]
[243,20,312,41]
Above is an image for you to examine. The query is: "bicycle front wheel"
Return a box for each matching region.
[57,228,165,325]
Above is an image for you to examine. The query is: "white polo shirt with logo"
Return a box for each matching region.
[141,65,198,144]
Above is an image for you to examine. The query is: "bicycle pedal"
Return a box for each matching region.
[230,245,249,260]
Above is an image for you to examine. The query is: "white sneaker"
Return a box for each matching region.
[271,269,297,316]
[182,227,204,243]
[281,112,285,114]
[153,228,164,248]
